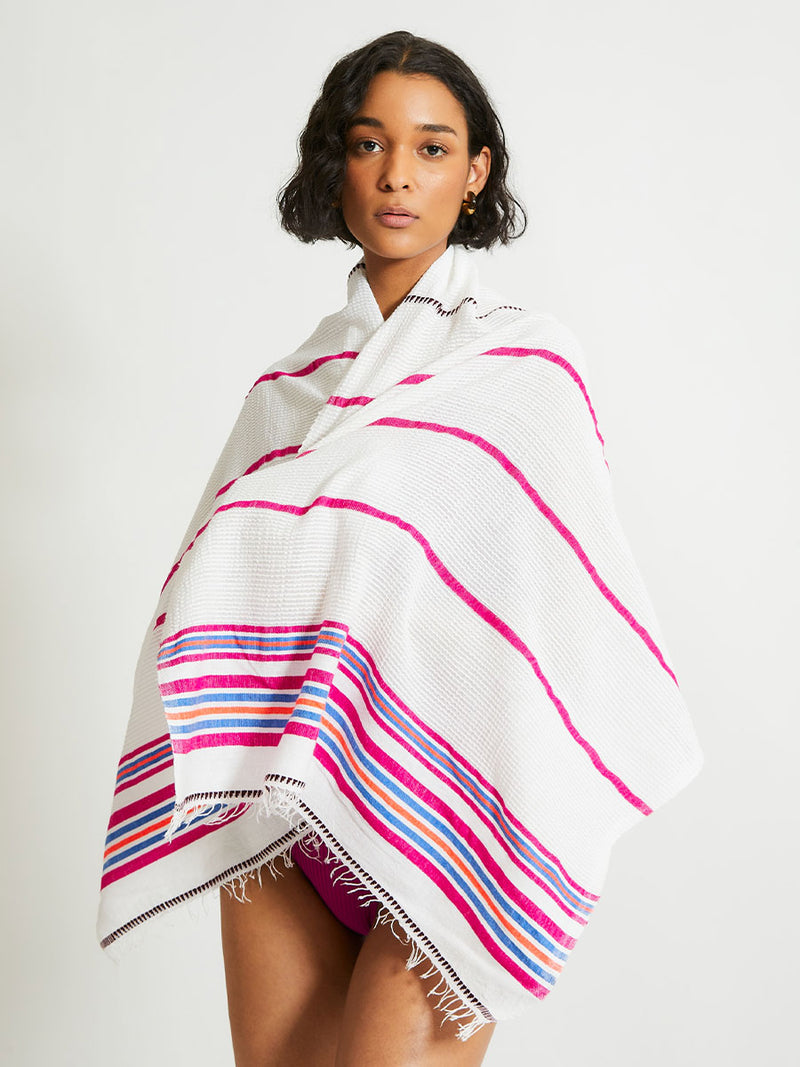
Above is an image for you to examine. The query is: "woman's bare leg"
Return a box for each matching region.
[220,856,363,1067]
[336,918,496,1067]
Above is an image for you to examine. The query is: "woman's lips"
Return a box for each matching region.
[376,211,417,229]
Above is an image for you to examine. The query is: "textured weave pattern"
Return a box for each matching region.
[97,246,702,1028]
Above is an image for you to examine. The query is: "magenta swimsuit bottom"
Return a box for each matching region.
[290,838,381,936]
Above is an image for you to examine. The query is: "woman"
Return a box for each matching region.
[98,31,703,1067]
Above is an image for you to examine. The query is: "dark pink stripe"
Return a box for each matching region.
[369,416,675,688]
[213,495,652,815]
[314,744,550,997]
[327,395,373,407]
[329,683,576,946]
[154,612,166,629]
[216,444,301,498]
[397,373,433,385]
[347,634,599,902]
[108,784,175,830]
[247,350,358,394]
[163,620,348,639]
[481,347,605,448]
[160,519,211,593]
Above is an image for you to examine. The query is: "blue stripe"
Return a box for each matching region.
[163,692,296,708]
[162,681,329,709]
[168,708,321,735]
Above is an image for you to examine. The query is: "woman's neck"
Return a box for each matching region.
[362,244,447,320]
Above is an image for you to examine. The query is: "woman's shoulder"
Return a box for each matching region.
[469,278,592,386]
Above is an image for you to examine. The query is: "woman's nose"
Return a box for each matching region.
[378,150,412,191]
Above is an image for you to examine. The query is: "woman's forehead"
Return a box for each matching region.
[350,71,467,131]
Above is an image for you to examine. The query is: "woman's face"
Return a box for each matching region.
[340,70,491,277]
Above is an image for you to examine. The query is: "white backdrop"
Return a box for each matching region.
[2,1,797,1064]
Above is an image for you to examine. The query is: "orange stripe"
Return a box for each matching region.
[118,747,168,778]
[104,815,172,859]
[164,704,309,723]
[296,697,326,711]
[165,705,283,722]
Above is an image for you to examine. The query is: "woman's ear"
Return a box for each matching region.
[467,146,491,196]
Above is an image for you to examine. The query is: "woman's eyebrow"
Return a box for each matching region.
[348,116,458,136]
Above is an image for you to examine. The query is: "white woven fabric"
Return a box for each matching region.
[98,245,702,1033]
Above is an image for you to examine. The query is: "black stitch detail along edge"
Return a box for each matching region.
[100,777,496,1031]
[402,293,526,319]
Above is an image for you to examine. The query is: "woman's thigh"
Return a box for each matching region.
[220,856,363,1067]
[336,919,496,1067]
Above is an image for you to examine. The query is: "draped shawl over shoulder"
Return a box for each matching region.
[97,245,702,1036]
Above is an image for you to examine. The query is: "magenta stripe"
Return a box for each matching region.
[160,518,211,593]
[314,744,550,997]
[216,444,301,498]
[397,373,433,385]
[347,634,599,901]
[247,350,358,394]
[154,612,166,629]
[108,784,175,830]
[338,658,590,918]
[481,347,605,448]
[327,395,373,407]
[212,495,652,814]
[330,682,576,947]
[369,416,675,688]
[164,621,346,639]
[160,672,309,695]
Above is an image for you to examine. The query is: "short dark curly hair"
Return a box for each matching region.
[277,30,526,250]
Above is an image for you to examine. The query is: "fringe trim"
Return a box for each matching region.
[104,778,495,1041]
[250,774,494,1042]
[164,789,259,842]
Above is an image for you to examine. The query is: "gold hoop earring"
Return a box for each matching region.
[461,191,477,216]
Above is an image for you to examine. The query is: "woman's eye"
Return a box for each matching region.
[423,144,447,158]
[358,139,381,153]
